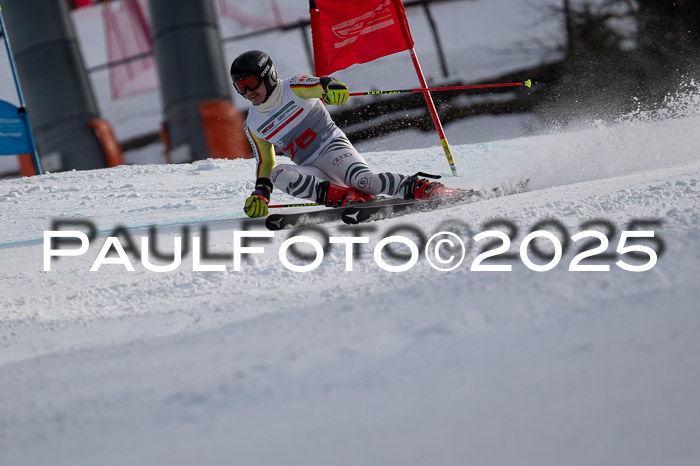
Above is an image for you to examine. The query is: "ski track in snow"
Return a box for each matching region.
[0,114,699,465]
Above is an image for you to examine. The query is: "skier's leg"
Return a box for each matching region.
[271,136,447,204]
[270,163,374,206]
[271,164,327,200]
[317,137,451,200]
[312,136,411,197]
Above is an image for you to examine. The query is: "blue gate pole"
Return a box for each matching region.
[0,6,42,175]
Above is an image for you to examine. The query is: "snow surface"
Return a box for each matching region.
[1,87,700,464]
[2,1,700,464]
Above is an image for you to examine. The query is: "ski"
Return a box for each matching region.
[264,197,406,231]
[265,207,343,231]
[341,189,479,225]
[341,180,530,225]
[265,179,530,230]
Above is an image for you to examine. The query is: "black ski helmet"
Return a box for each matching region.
[230,50,278,96]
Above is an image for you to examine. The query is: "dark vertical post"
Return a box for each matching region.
[563,0,576,58]
[149,0,234,161]
[422,0,449,78]
[299,22,315,74]
[0,0,109,171]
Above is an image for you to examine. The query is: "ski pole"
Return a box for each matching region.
[349,79,531,97]
[268,202,320,209]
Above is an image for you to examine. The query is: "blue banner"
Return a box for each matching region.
[0,99,32,155]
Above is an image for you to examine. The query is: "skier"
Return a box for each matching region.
[231,50,448,218]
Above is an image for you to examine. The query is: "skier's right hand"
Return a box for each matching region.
[244,193,268,218]
[244,178,272,218]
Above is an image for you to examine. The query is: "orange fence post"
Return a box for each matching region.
[199,100,251,159]
[17,153,38,176]
[89,119,125,167]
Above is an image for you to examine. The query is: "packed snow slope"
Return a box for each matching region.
[1,105,699,464]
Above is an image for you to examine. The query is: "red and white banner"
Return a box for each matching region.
[310,0,414,76]
[102,0,158,100]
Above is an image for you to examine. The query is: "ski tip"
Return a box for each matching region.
[524,79,532,88]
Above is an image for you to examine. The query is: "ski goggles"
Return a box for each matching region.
[233,74,263,94]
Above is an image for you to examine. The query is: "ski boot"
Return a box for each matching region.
[403,172,449,200]
[316,181,375,207]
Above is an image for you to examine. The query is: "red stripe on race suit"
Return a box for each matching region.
[266,107,304,139]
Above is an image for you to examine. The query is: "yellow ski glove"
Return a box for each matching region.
[322,80,349,105]
[244,194,268,218]
[244,178,272,218]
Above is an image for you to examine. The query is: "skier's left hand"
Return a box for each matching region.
[322,80,349,105]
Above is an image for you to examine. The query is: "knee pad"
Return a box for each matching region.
[271,164,300,190]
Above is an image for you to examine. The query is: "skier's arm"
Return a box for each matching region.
[245,122,276,180]
[243,122,276,218]
[290,75,349,105]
